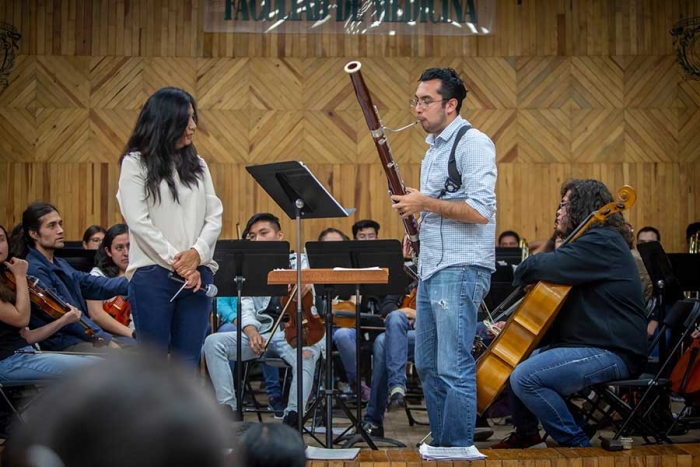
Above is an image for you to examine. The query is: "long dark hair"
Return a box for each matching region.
[0,224,16,304]
[94,224,129,278]
[11,202,59,259]
[120,87,205,204]
[560,179,633,248]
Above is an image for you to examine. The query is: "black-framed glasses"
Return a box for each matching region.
[558,201,570,210]
[409,98,450,108]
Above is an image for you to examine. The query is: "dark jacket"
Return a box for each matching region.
[26,248,128,350]
[513,227,648,376]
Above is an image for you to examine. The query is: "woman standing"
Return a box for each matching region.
[117,87,223,367]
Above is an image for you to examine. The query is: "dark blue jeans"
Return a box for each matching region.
[365,310,416,425]
[129,264,213,368]
[510,346,629,447]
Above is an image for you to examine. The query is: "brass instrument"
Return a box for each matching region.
[689,232,699,299]
[519,238,530,262]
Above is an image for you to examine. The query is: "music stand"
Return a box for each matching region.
[246,161,353,433]
[638,241,685,366]
[668,254,700,293]
[54,248,96,273]
[211,240,290,420]
[305,239,407,449]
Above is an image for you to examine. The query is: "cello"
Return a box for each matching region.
[475,185,636,415]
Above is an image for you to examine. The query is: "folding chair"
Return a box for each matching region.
[0,380,45,437]
[239,356,291,421]
[576,299,700,449]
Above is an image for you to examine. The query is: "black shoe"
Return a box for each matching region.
[361,420,384,438]
[221,404,243,422]
[387,392,406,412]
[283,410,299,428]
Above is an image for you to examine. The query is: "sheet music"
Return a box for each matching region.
[419,444,487,460]
[305,446,360,460]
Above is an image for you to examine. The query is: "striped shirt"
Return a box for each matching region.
[418,115,497,279]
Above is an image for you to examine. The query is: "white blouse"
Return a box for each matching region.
[117,152,223,279]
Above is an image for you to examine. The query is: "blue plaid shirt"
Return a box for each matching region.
[418,115,497,279]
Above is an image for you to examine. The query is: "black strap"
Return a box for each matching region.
[440,124,472,198]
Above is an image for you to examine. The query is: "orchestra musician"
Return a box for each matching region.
[12,202,125,352]
[0,224,100,382]
[390,67,497,447]
[491,179,647,449]
[203,213,323,427]
[86,223,136,344]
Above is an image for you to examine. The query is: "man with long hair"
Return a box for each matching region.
[492,179,647,448]
[13,202,126,352]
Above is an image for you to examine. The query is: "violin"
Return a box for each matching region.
[0,267,99,342]
[401,288,416,310]
[280,285,325,348]
[103,295,131,326]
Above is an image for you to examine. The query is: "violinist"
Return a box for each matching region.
[203,213,323,427]
[0,225,99,382]
[491,179,647,449]
[86,224,136,344]
[13,202,127,352]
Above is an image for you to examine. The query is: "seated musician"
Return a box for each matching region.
[362,279,417,437]
[498,230,520,248]
[318,227,350,242]
[87,223,136,344]
[492,179,647,449]
[203,213,323,426]
[13,202,127,352]
[0,224,100,382]
[81,224,106,250]
[331,219,382,401]
[215,296,287,419]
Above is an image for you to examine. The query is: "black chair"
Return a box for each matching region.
[0,380,46,438]
[576,299,700,448]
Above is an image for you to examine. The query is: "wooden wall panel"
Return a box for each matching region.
[0,0,698,256]
[1,162,698,254]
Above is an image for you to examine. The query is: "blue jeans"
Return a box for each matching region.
[365,311,416,425]
[129,265,213,368]
[218,323,282,399]
[415,265,490,447]
[510,346,629,447]
[0,346,100,382]
[332,327,357,382]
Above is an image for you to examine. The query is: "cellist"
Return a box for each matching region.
[203,213,323,427]
[491,179,648,449]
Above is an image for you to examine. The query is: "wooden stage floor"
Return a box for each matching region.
[306,443,700,466]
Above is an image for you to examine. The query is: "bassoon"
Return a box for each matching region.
[344,61,420,261]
